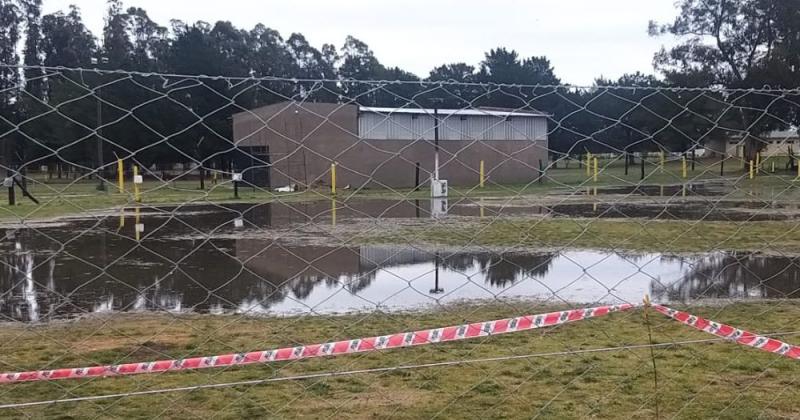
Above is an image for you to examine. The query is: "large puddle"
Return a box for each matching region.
[1,202,799,322]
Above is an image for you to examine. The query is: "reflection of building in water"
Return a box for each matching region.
[650,253,800,301]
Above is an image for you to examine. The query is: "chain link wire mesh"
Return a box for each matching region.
[0,65,798,417]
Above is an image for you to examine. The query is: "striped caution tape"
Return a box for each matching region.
[0,303,635,383]
[652,304,800,360]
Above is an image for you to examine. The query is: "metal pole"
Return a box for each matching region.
[414,162,420,191]
[640,153,645,180]
[96,86,105,191]
[433,107,440,181]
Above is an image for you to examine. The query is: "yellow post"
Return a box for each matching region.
[479,160,485,188]
[330,162,336,196]
[749,160,754,180]
[586,152,591,177]
[681,156,687,179]
[593,157,598,182]
[756,152,761,170]
[133,165,141,202]
[117,159,124,193]
[134,206,141,242]
[771,161,775,173]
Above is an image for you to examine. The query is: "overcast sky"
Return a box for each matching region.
[42,0,679,86]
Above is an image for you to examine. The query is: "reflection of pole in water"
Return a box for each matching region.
[331,198,337,227]
[134,206,143,241]
[415,199,420,218]
[430,252,444,294]
[22,251,38,322]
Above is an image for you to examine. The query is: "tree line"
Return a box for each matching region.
[0,0,798,173]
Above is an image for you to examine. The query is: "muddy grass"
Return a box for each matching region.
[0,301,797,418]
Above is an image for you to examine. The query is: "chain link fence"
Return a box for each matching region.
[0,65,798,417]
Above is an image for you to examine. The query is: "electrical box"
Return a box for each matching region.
[431,179,448,198]
[431,198,449,218]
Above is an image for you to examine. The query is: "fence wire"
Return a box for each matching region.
[0,65,798,418]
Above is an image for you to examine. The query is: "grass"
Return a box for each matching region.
[6,156,800,223]
[359,217,800,254]
[0,302,797,418]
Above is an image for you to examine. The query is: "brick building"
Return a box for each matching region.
[232,102,549,189]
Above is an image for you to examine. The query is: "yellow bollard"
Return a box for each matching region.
[586,152,592,177]
[330,162,336,196]
[117,159,124,193]
[479,160,485,188]
[681,156,687,179]
[771,161,775,173]
[133,165,141,202]
[749,160,754,180]
[593,157,598,182]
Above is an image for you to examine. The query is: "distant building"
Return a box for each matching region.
[705,128,800,158]
[232,102,549,188]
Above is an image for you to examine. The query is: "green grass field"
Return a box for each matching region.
[0,302,797,419]
[5,156,800,223]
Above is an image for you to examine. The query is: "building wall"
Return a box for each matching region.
[233,102,550,189]
[706,136,800,158]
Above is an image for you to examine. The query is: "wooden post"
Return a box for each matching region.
[624,151,629,176]
[538,159,543,184]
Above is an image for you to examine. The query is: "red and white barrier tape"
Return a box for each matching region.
[652,304,800,360]
[0,303,635,383]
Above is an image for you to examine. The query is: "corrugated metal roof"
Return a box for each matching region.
[359,106,549,118]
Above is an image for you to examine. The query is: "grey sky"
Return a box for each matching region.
[42,0,679,86]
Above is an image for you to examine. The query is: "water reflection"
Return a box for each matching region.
[0,202,799,322]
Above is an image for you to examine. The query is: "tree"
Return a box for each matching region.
[21,0,43,100]
[650,0,800,160]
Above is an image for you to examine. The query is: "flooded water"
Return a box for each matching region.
[1,201,799,322]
